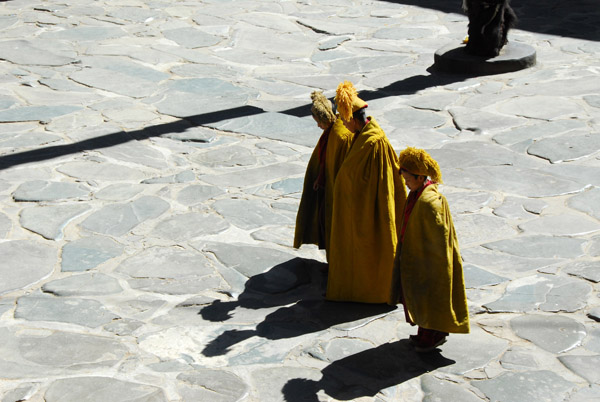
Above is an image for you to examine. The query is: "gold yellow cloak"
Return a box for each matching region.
[294,117,353,255]
[326,117,407,304]
[399,184,470,333]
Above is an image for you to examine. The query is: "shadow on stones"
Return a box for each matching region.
[380,0,600,42]
[282,340,456,402]
[0,68,472,170]
[199,258,396,357]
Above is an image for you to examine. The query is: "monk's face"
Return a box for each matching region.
[312,115,329,130]
[401,170,426,192]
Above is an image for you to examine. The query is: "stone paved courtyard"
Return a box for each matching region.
[0,0,599,401]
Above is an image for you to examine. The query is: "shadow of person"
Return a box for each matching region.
[202,300,397,356]
[199,257,327,323]
[282,340,456,402]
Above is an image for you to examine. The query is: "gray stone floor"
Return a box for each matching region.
[0,0,599,401]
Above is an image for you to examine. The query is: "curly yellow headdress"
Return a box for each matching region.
[310,91,336,126]
[334,81,368,122]
[398,147,443,183]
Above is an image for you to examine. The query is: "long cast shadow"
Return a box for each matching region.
[379,0,600,42]
[282,340,455,401]
[199,258,396,357]
[0,69,471,171]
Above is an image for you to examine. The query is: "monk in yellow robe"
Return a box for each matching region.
[294,91,353,259]
[326,81,407,304]
[392,147,470,352]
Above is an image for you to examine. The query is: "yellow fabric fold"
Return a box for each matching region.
[398,185,470,333]
[294,117,353,254]
[326,118,407,304]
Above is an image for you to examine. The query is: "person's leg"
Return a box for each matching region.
[413,327,448,352]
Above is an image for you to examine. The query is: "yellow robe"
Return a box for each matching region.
[326,117,407,304]
[398,185,470,334]
[294,117,353,256]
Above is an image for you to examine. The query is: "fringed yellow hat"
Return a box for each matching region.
[335,81,368,122]
[398,147,443,183]
[310,91,336,125]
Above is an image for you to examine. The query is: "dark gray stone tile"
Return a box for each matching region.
[177,184,226,206]
[528,133,600,164]
[0,211,12,239]
[57,161,147,181]
[493,119,586,146]
[384,107,447,129]
[568,385,600,402]
[454,213,517,246]
[499,347,539,370]
[80,196,169,236]
[176,369,248,402]
[473,371,575,402]
[0,105,81,123]
[558,354,600,384]
[0,39,77,66]
[163,27,221,48]
[94,183,145,201]
[154,77,254,117]
[198,241,297,279]
[151,212,230,241]
[568,187,600,221]
[518,214,600,236]
[564,261,600,283]
[0,240,56,295]
[462,246,559,274]
[211,198,294,230]
[405,92,460,111]
[44,377,166,402]
[190,145,258,167]
[61,235,123,272]
[448,107,527,133]
[39,26,126,41]
[207,112,319,147]
[441,325,509,375]
[99,141,169,169]
[42,273,123,296]
[485,275,592,313]
[15,294,119,328]
[511,315,586,353]
[116,247,224,295]
[496,95,583,120]
[422,374,483,402]
[464,264,509,288]
[13,180,90,202]
[482,235,586,259]
[493,196,547,220]
[103,318,145,336]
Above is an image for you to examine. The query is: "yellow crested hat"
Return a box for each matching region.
[334,81,368,122]
[398,147,443,183]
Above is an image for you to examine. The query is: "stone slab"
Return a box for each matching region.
[0,240,56,295]
[15,294,120,328]
[42,273,123,296]
[80,196,169,236]
[61,235,124,272]
[13,180,90,202]
[44,377,167,402]
[511,314,586,354]
[473,370,575,402]
[151,212,230,241]
[20,204,91,240]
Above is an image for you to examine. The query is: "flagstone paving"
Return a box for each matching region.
[0,0,599,401]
